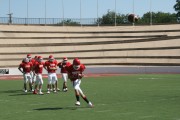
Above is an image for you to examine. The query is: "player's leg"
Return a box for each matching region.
[38,74,44,95]
[73,79,81,106]
[32,73,36,90]
[27,74,33,92]
[62,73,68,92]
[53,73,60,91]
[52,74,57,93]
[23,74,28,93]
[33,75,39,94]
[74,79,93,107]
[47,73,52,94]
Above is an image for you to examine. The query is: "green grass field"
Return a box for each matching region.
[0,74,180,120]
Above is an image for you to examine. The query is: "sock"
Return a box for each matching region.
[76,95,80,101]
[82,96,89,103]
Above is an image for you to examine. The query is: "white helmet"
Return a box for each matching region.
[23,58,29,63]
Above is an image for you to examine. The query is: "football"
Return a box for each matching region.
[78,74,84,79]
[128,14,138,23]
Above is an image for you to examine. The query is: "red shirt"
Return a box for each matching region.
[19,62,33,73]
[34,62,45,74]
[66,64,86,81]
[58,61,71,73]
[44,60,58,73]
[30,58,37,66]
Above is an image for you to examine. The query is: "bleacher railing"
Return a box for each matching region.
[0,17,179,26]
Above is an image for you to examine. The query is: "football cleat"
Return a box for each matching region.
[63,88,68,92]
[75,101,80,106]
[47,91,50,94]
[24,90,28,93]
[88,102,94,108]
[33,90,38,94]
[39,92,44,95]
[57,88,60,91]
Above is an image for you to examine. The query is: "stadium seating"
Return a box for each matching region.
[0,24,180,68]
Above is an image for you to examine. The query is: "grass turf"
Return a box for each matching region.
[0,74,180,120]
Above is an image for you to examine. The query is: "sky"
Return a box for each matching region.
[0,0,177,18]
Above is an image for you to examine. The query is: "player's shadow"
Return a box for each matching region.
[9,93,34,96]
[34,106,90,111]
[0,89,22,93]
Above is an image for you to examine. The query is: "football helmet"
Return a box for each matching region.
[73,58,80,70]
[49,55,54,62]
[63,57,68,63]
[27,54,32,59]
[23,58,29,63]
[38,56,43,62]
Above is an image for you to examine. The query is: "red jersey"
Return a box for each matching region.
[19,62,33,73]
[66,64,86,81]
[34,62,45,74]
[30,58,37,66]
[58,61,71,73]
[44,60,58,73]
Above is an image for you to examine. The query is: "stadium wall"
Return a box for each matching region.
[0,24,180,75]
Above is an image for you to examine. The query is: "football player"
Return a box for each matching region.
[31,56,38,89]
[33,56,45,95]
[58,57,71,92]
[66,58,93,107]
[18,58,33,93]
[44,55,58,93]
[25,54,37,91]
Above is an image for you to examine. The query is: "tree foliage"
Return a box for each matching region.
[57,19,80,25]
[98,10,128,25]
[174,0,180,17]
[139,12,177,24]
[98,10,177,25]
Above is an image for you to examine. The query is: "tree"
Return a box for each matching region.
[97,10,128,25]
[139,12,177,24]
[57,19,80,26]
[174,0,180,22]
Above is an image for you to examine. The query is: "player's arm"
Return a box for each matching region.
[44,66,48,71]
[32,64,36,75]
[58,62,62,68]
[78,65,85,79]
[18,65,24,74]
[78,73,84,79]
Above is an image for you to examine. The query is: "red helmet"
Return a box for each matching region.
[38,56,43,59]
[49,55,54,62]
[73,58,80,65]
[38,56,43,62]
[49,55,54,59]
[27,54,31,58]
[63,57,68,61]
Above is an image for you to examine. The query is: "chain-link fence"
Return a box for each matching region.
[0,16,179,26]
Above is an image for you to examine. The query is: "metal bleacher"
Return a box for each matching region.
[0,24,180,70]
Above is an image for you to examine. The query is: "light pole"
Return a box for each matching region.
[80,0,82,26]
[9,0,11,15]
[26,0,29,25]
[45,0,47,25]
[115,0,117,26]
[132,0,135,26]
[27,0,29,18]
[150,0,152,25]
[97,0,99,26]
[8,0,13,24]
[62,0,64,26]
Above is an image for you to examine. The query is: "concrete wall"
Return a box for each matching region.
[0,24,180,74]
